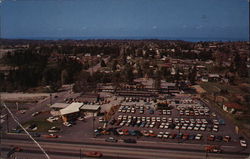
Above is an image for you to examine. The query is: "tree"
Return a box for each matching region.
[124,65,134,84]
[100,59,107,67]
[112,60,118,71]
[188,67,197,85]
[61,69,68,85]
[154,69,161,89]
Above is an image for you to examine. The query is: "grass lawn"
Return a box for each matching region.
[22,119,61,133]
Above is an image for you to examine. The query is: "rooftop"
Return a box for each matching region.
[81,104,100,111]
[50,103,69,109]
[60,102,84,115]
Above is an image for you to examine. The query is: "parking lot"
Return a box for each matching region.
[93,96,245,147]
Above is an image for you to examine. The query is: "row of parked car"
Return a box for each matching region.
[118,104,173,116]
[115,115,210,124]
[96,127,212,142]
[122,97,157,103]
[96,127,236,145]
[109,115,222,133]
[176,103,210,116]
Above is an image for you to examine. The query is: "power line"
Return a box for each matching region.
[1,102,51,159]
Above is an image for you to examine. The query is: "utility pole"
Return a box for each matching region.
[0,93,2,157]
[16,102,19,111]
[6,112,9,133]
[92,112,95,137]
[80,149,82,159]
[50,93,52,105]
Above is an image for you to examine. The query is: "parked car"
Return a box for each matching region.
[78,117,85,121]
[223,136,231,142]
[26,124,38,131]
[63,122,72,127]
[48,126,61,133]
[208,135,215,141]
[182,134,189,140]
[215,136,223,142]
[32,111,41,117]
[47,116,59,123]
[240,140,247,148]
[189,134,196,140]
[195,134,202,140]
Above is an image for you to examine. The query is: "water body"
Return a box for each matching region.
[3,36,249,42]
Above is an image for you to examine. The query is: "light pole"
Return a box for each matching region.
[92,112,95,138]
[50,93,52,105]
[80,148,82,159]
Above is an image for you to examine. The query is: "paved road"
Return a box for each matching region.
[1,136,249,159]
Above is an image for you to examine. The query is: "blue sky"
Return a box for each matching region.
[1,0,249,40]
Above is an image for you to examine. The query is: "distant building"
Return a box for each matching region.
[223,103,247,114]
[208,74,220,82]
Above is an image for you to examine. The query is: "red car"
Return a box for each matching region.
[83,151,103,157]
[43,134,58,138]
[208,135,215,141]
[182,134,189,140]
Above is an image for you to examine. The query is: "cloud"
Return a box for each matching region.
[81,26,87,30]
[57,27,63,31]
[182,24,187,29]
[152,25,157,29]
[195,25,203,29]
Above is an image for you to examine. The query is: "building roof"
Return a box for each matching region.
[208,74,220,78]
[60,102,84,115]
[81,104,100,111]
[50,103,69,109]
[224,103,247,110]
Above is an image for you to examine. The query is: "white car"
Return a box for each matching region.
[78,117,85,121]
[194,127,199,131]
[159,125,164,129]
[200,127,206,131]
[63,122,72,127]
[213,127,218,132]
[32,111,40,117]
[188,126,193,130]
[195,134,202,140]
[47,116,59,123]
[164,125,169,129]
[157,132,164,138]
[213,125,218,128]
[181,126,187,130]
[240,140,247,148]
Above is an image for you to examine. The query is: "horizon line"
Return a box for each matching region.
[1,36,249,42]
